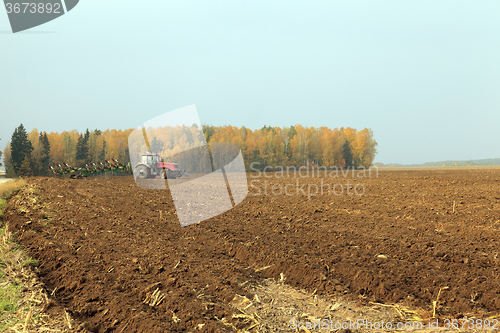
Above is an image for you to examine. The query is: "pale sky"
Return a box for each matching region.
[1,0,499,165]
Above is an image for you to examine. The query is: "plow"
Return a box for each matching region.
[49,153,185,180]
[49,159,129,179]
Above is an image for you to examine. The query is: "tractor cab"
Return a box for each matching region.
[141,154,160,169]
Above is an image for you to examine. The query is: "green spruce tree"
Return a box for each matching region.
[39,132,51,175]
[76,129,90,163]
[342,140,353,169]
[100,139,107,161]
[11,124,33,175]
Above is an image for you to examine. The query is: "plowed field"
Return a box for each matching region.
[5,168,500,332]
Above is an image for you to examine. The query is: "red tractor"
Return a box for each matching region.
[134,152,182,179]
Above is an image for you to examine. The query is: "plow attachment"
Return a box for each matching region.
[49,159,130,179]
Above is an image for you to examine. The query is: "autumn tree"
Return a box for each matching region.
[17,156,33,177]
[88,129,102,162]
[4,144,16,178]
[307,127,320,165]
[62,132,77,165]
[27,129,41,175]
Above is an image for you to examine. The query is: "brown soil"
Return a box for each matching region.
[5,168,500,332]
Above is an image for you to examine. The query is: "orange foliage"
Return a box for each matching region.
[3,124,377,173]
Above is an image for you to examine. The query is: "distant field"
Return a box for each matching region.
[377,165,500,171]
[0,178,12,185]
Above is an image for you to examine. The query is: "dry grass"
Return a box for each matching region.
[0,179,31,328]
[0,179,81,332]
[0,178,30,330]
[234,278,433,333]
[0,179,26,220]
[0,178,25,194]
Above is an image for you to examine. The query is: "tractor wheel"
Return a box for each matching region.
[166,169,177,179]
[135,166,150,179]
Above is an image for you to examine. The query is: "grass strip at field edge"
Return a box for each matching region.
[0,178,38,331]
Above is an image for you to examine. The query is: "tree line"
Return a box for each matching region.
[2,124,377,177]
[2,125,133,177]
[203,125,377,171]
